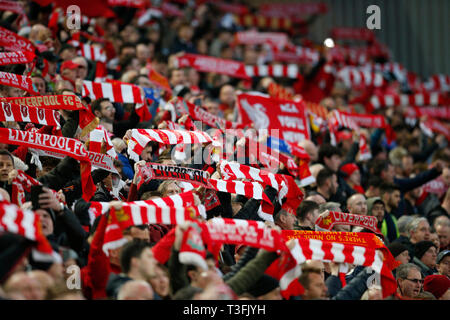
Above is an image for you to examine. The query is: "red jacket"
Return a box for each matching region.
[81,214,121,300]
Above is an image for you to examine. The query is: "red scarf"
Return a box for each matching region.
[315,211,381,234]
[173,53,250,80]
[0,71,39,95]
[0,26,36,52]
[0,51,35,66]
[0,128,96,201]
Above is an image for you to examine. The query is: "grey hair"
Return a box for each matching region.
[397,215,414,235]
[395,263,421,280]
[319,202,341,213]
[406,217,429,236]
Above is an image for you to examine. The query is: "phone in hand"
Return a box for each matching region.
[31,185,44,210]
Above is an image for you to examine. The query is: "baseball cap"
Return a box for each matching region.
[60,60,80,72]
[437,250,450,264]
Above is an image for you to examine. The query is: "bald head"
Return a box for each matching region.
[299,140,318,162]
[305,194,326,205]
[117,280,154,300]
[347,193,368,215]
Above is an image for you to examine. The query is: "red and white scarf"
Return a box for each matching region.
[88,126,117,158]
[89,190,198,224]
[82,80,143,104]
[421,117,450,141]
[337,67,385,88]
[315,211,381,234]
[201,217,285,252]
[0,128,96,201]
[0,71,38,95]
[0,201,60,263]
[405,106,450,120]
[244,64,299,79]
[368,92,446,110]
[331,27,375,42]
[424,74,450,92]
[1,95,98,138]
[274,237,396,299]
[173,53,250,80]
[270,46,320,64]
[0,51,35,66]
[0,26,36,52]
[233,13,293,31]
[82,80,151,121]
[68,41,107,63]
[234,30,289,50]
[126,129,214,161]
[0,102,60,127]
[173,97,245,130]
[259,2,328,18]
[103,203,200,254]
[10,170,41,206]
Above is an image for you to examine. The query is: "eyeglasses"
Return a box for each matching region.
[404,278,424,285]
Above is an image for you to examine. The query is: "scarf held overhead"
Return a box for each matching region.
[0,128,96,201]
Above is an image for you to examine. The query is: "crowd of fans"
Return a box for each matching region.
[0,0,449,301]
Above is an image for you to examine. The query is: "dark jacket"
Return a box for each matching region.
[106,273,132,299]
[330,267,373,300]
[392,235,414,261]
[49,206,88,256]
[38,157,80,193]
[412,256,437,278]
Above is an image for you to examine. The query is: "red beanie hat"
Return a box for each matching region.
[423,275,450,299]
[340,163,359,179]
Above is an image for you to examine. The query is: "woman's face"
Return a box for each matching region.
[149,266,170,298]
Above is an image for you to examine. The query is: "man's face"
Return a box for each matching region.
[371,203,385,222]
[348,169,361,186]
[219,85,235,106]
[396,250,410,265]
[411,221,431,243]
[436,225,450,249]
[194,259,223,289]
[307,209,320,227]
[303,273,328,300]
[141,145,153,161]
[399,268,422,298]
[402,156,413,177]
[149,265,170,298]
[205,101,219,116]
[74,59,88,79]
[100,101,115,121]
[0,154,13,182]
[388,190,401,209]
[328,174,338,195]
[136,44,150,64]
[348,195,367,215]
[437,256,450,277]
[130,226,150,242]
[137,249,157,280]
[170,70,186,87]
[382,164,395,184]
[32,77,46,95]
[282,211,297,230]
[325,155,342,172]
[420,246,437,269]
[36,209,54,236]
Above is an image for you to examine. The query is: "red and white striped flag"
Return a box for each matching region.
[77,43,107,63]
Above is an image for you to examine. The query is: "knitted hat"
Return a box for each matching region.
[340,163,359,179]
[247,275,279,298]
[367,197,384,215]
[387,242,408,259]
[423,275,450,299]
[414,241,436,259]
